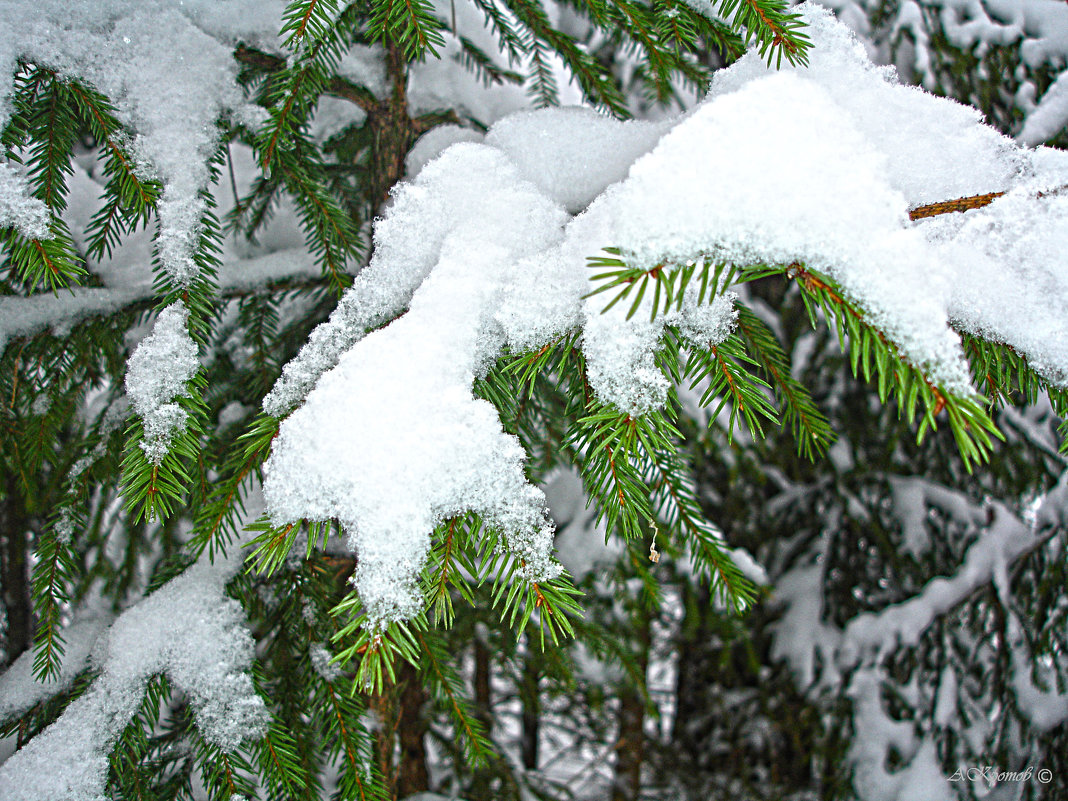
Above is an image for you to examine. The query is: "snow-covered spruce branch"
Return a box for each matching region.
[586,256,1001,468]
[254,7,1068,691]
[3,2,1068,798]
[837,494,1065,669]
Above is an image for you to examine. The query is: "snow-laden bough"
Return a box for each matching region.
[263,4,1068,629]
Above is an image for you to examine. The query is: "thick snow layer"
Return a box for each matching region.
[265,4,1068,626]
[124,305,199,463]
[264,145,569,625]
[0,543,266,801]
[932,185,1068,386]
[485,107,666,214]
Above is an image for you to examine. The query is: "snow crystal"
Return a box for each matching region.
[582,313,671,416]
[597,65,972,392]
[264,142,568,417]
[175,0,286,51]
[0,540,266,801]
[0,163,49,239]
[124,305,198,463]
[310,642,342,682]
[485,107,666,213]
[671,291,737,348]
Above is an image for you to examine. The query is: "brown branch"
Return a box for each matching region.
[908,184,1068,221]
[908,191,1006,221]
[413,108,462,135]
[233,44,379,114]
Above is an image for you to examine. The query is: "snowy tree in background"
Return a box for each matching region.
[821,0,1068,147]
[0,1,1066,800]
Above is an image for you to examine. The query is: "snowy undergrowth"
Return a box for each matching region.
[264,4,1068,629]
[0,540,267,801]
[772,478,1068,801]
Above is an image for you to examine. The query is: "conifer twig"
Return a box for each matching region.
[908,183,1068,220]
[908,191,1006,220]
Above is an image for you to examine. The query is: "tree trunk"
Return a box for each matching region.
[469,633,494,800]
[0,477,32,668]
[613,612,650,801]
[520,646,540,771]
[372,689,397,797]
[396,661,430,798]
[368,40,415,212]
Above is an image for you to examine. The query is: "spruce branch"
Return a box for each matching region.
[715,0,811,66]
[735,303,834,459]
[684,330,779,442]
[30,529,76,681]
[586,248,1001,469]
[190,414,280,559]
[367,0,447,59]
[318,680,388,801]
[281,0,343,49]
[783,261,1000,470]
[415,629,494,766]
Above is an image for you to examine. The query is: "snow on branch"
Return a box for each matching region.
[0,542,267,801]
[263,4,1068,628]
